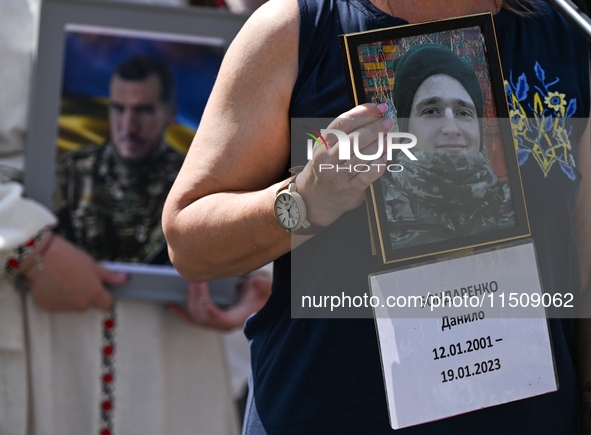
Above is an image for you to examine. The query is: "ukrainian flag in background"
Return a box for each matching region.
[57,28,223,157]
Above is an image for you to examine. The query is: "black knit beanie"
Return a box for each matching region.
[392,43,484,134]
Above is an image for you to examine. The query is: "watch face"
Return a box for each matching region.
[275,192,301,230]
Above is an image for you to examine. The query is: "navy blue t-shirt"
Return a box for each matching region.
[245,1,590,433]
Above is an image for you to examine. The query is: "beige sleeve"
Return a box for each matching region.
[0,181,55,434]
[0,182,56,268]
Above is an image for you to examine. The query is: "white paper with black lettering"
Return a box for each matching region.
[369,242,557,430]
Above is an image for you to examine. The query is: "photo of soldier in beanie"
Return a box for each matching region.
[381,43,516,250]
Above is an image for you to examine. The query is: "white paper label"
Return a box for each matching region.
[369,242,557,430]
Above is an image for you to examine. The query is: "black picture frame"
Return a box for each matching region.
[339,13,530,264]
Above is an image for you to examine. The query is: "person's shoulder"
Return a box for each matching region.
[531,1,569,19]
[230,0,299,54]
[247,0,299,29]
[515,1,583,35]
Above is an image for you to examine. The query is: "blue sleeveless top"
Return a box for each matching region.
[245,1,590,433]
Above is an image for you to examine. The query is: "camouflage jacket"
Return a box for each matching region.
[381,151,516,251]
[53,141,184,263]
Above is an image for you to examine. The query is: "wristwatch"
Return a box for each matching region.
[273,168,325,236]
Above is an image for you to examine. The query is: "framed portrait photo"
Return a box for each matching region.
[339,13,530,265]
[24,0,248,301]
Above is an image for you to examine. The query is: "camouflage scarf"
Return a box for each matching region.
[394,150,498,205]
[390,150,513,235]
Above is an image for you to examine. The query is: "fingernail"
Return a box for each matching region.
[119,273,130,281]
[381,153,388,162]
[377,103,388,114]
[382,118,394,129]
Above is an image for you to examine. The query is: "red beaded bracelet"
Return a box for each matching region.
[4,227,53,277]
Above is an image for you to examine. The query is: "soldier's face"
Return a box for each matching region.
[109,74,175,161]
[408,74,480,155]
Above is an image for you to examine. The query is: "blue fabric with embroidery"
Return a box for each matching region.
[244,1,590,433]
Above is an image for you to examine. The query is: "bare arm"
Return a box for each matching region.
[163,0,390,282]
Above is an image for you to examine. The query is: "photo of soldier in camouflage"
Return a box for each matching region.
[381,43,516,250]
[53,56,184,262]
